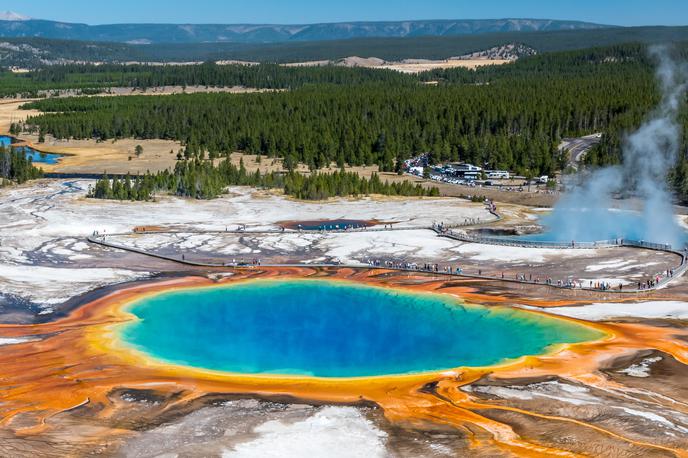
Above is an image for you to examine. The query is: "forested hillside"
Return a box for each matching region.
[0,37,142,68]
[182,26,688,63]
[0,63,412,97]
[21,44,673,178]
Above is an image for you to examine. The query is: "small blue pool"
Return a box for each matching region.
[286,219,375,231]
[0,136,63,164]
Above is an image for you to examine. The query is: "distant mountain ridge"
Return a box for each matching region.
[0,18,614,44]
[3,25,686,69]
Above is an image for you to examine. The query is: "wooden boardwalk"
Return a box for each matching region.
[87,222,687,294]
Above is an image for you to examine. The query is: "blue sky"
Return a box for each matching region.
[5,0,688,26]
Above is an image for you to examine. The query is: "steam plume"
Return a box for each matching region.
[543,46,688,247]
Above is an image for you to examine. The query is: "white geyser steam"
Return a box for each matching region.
[543,46,688,247]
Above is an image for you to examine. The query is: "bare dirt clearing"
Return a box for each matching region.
[377,58,510,73]
[0,98,39,132]
[26,136,183,174]
[284,56,510,73]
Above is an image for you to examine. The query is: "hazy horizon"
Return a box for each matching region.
[4,0,688,27]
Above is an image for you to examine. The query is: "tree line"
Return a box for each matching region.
[0,62,412,98]
[22,61,654,177]
[88,158,438,201]
[0,147,43,184]
[15,43,688,198]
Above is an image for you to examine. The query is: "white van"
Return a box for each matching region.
[487,171,510,179]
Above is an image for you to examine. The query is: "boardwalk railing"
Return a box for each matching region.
[622,240,674,252]
[436,228,621,249]
[88,226,687,294]
[86,202,687,295]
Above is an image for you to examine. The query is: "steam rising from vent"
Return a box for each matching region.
[542,46,688,247]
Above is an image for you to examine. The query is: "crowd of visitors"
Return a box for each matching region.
[364,257,680,293]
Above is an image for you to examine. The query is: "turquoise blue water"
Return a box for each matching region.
[289,219,372,230]
[119,280,603,378]
[0,136,63,164]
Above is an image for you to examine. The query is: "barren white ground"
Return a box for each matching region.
[0,179,491,311]
[0,179,681,316]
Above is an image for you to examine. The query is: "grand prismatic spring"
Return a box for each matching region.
[4,267,688,456]
[117,279,604,377]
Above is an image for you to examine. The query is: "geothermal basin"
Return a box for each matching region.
[116,279,604,378]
